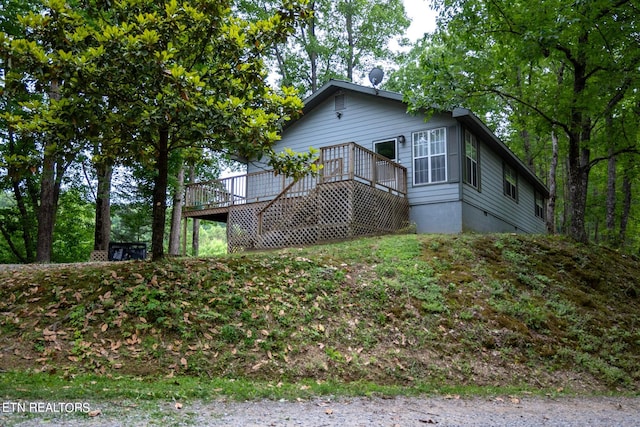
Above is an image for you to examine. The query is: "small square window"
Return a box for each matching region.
[374,139,396,161]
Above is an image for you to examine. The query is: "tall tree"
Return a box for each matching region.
[0,0,42,262]
[3,0,310,261]
[1,1,94,262]
[87,0,307,260]
[237,0,410,95]
[401,0,640,242]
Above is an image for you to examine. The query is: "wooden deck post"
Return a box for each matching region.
[349,143,355,181]
[182,217,188,256]
[371,152,377,187]
[319,147,325,184]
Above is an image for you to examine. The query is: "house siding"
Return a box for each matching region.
[257,91,463,235]
[461,134,546,234]
[251,91,421,170]
[410,201,463,234]
[248,83,546,237]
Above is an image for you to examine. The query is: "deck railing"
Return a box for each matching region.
[184,142,407,211]
[256,166,321,234]
[320,142,407,195]
[184,171,295,211]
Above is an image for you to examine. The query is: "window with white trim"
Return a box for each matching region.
[374,139,396,161]
[503,163,517,201]
[464,130,478,188]
[412,128,446,185]
[374,138,398,182]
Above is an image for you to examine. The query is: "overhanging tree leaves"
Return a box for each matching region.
[81,0,307,260]
[3,0,309,261]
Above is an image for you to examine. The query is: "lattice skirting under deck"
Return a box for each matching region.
[227,180,409,251]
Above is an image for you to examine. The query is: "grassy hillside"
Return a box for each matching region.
[1,233,639,394]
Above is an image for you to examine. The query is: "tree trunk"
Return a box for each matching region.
[36,80,64,263]
[189,165,200,257]
[36,150,63,262]
[151,127,170,261]
[94,159,113,251]
[192,219,200,256]
[619,170,632,245]
[345,7,354,81]
[7,159,36,261]
[12,178,36,262]
[561,158,570,234]
[566,66,590,242]
[520,129,534,173]
[307,2,318,91]
[273,44,289,86]
[546,130,558,234]
[605,147,616,243]
[565,32,592,243]
[168,162,185,255]
[4,125,37,262]
[566,145,590,243]
[515,66,534,173]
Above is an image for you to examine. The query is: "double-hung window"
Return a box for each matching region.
[503,163,517,201]
[464,130,478,188]
[535,191,545,219]
[413,128,446,185]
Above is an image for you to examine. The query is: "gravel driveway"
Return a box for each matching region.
[3,395,639,426]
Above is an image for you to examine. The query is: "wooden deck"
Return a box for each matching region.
[183,142,409,250]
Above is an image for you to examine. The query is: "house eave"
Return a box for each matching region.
[452,107,550,198]
[283,80,405,131]
[280,81,549,199]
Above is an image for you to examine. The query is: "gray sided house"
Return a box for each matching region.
[183,80,548,251]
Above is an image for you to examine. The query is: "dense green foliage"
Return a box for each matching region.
[388,0,640,247]
[0,0,310,261]
[237,0,410,94]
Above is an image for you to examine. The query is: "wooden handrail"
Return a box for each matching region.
[184,142,408,212]
[257,161,320,234]
[257,177,302,217]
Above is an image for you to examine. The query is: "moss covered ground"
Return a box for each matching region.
[1,233,639,395]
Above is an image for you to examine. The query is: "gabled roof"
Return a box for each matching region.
[301,79,404,113]
[291,80,549,197]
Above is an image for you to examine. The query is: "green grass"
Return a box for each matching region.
[0,371,559,403]
[0,233,639,400]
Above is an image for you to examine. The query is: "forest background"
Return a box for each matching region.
[0,0,638,263]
